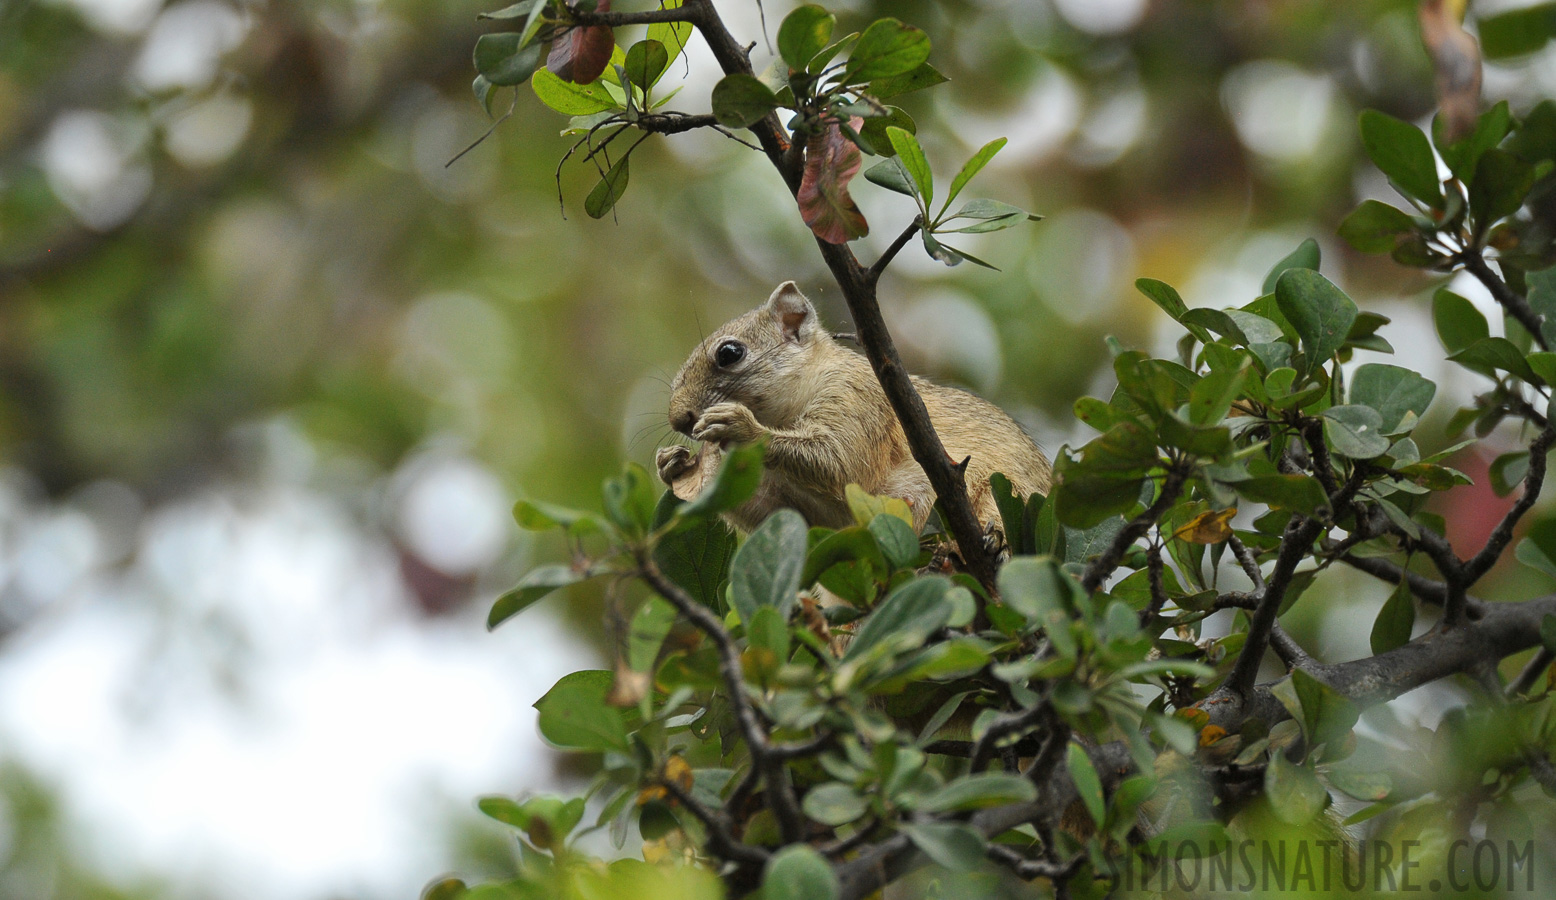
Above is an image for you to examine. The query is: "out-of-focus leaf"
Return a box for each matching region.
[1066,743,1105,826]
[764,845,840,900]
[1370,577,1415,655]
[474,33,545,86]
[1338,200,1417,254]
[1448,336,1543,384]
[777,4,835,71]
[1230,474,1328,517]
[584,154,630,218]
[798,118,869,244]
[534,670,630,753]
[867,512,918,570]
[1479,2,1556,60]
[899,822,985,872]
[1469,148,1536,231]
[710,73,780,128]
[489,563,589,630]
[1265,753,1329,825]
[547,3,615,84]
[646,0,692,67]
[801,782,867,826]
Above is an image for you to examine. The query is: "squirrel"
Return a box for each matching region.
[655,281,1051,534]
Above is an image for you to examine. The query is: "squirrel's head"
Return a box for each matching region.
[668,281,830,435]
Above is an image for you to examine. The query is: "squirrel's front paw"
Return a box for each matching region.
[656,445,697,486]
[691,402,764,446]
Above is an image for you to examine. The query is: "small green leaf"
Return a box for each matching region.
[1325,767,1393,802]
[1349,364,1435,433]
[421,877,467,900]
[764,845,840,900]
[1447,336,1543,384]
[1517,521,1556,579]
[623,39,669,89]
[1338,200,1417,254]
[941,137,1005,215]
[899,822,985,872]
[1275,268,1358,374]
[1470,147,1537,231]
[845,18,932,82]
[1265,753,1329,825]
[1066,743,1106,827]
[868,62,949,99]
[1322,405,1391,459]
[802,782,867,826]
[1370,577,1415,655]
[629,597,676,672]
[886,125,932,208]
[646,0,692,68]
[915,773,1037,814]
[532,67,619,114]
[842,576,954,662]
[489,564,587,630]
[584,155,630,219]
[777,5,835,71]
[1230,474,1328,517]
[534,670,629,753]
[1261,237,1322,296]
[653,491,736,612]
[710,73,780,128]
[936,198,1038,233]
[1432,288,1490,355]
[678,441,765,518]
[863,158,915,197]
[868,513,919,570]
[474,32,545,86]
[997,557,1080,657]
[729,509,808,623]
[1479,3,1556,60]
[479,1,541,20]
[1358,110,1443,207]
[1291,669,1360,751]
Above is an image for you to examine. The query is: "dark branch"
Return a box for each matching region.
[1509,648,1554,696]
[1461,253,1550,351]
[1081,468,1187,594]
[1339,554,1455,608]
[635,112,721,134]
[657,777,770,867]
[569,7,698,26]
[866,218,922,285]
[1227,514,1325,695]
[1460,427,1556,599]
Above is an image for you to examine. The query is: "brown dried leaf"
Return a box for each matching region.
[548,0,614,84]
[1419,0,1481,144]
[798,118,869,244]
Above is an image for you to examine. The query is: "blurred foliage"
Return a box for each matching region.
[6,0,1556,897]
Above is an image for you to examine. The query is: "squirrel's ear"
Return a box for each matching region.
[765,281,818,341]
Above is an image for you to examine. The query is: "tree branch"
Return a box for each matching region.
[1081,468,1187,594]
[1509,648,1553,696]
[656,777,770,868]
[1459,427,1556,600]
[569,7,699,26]
[682,0,1002,595]
[637,554,807,842]
[866,218,922,285]
[1461,252,1549,351]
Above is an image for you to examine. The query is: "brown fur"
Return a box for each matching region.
[657,282,1051,533]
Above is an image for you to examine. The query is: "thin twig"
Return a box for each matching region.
[1081,468,1188,594]
[1508,648,1554,696]
[1460,427,1556,596]
[866,218,922,284]
[657,777,771,866]
[986,843,1085,881]
[1461,252,1550,351]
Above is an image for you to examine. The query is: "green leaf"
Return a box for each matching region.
[1338,200,1417,254]
[1470,148,1537,231]
[1517,521,1556,579]
[899,822,985,872]
[1261,237,1322,296]
[1053,422,1158,528]
[678,442,765,519]
[1370,577,1415,655]
[1479,3,1556,60]
[629,597,676,672]
[777,5,835,71]
[513,498,601,532]
[1230,474,1328,517]
[1490,451,1530,497]
[868,513,919,570]
[801,782,867,826]
[886,126,932,209]
[1291,669,1360,751]
[534,671,629,753]
[729,509,808,623]
[489,564,587,630]
[1187,361,1249,426]
[748,605,790,668]
[479,0,541,20]
[474,32,545,86]
[1447,336,1543,384]
[710,73,779,128]
[1432,288,1489,355]
[584,154,630,219]
[936,198,1037,233]
[532,67,619,114]
[1322,404,1391,459]
[623,39,669,89]
[1348,364,1435,433]
[764,845,840,900]
[941,137,1005,215]
[646,0,692,68]
[1265,753,1328,825]
[421,877,467,900]
[845,18,932,82]
[856,106,915,156]
[803,526,887,586]
[1544,615,1556,655]
[915,773,1036,813]
[1135,278,1214,344]
[477,795,530,828]
[1437,101,1512,183]
[997,557,1080,657]
[868,62,949,100]
[653,491,736,611]
[1066,743,1106,827]
[863,158,915,197]
[1358,109,1443,207]
[842,576,954,663]
[1274,268,1358,374]
[1325,767,1393,802]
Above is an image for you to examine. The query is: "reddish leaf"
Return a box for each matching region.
[798,118,869,244]
[548,0,614,84]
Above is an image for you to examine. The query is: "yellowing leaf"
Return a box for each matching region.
[1198,724,1228,747]
[845,483,913,528]
[1173,507,1237,544]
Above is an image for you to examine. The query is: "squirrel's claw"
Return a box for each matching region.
[691,402,764,446]
[656,444,697,486]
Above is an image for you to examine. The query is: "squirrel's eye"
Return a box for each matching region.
[715,340,746,368]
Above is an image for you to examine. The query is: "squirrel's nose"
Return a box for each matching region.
[671,409,696,436]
